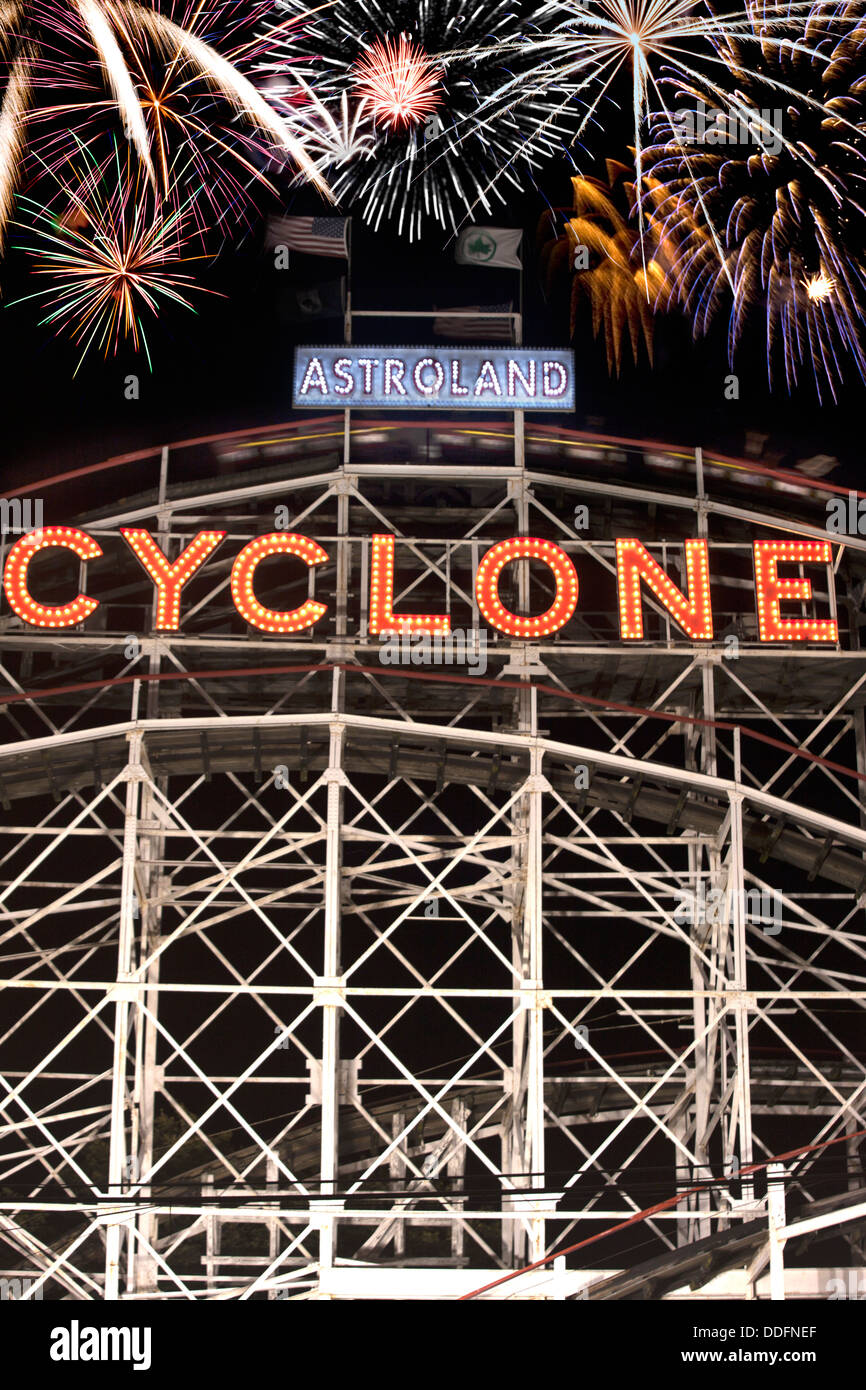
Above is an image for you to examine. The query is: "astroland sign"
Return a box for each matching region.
[292,347,575,410]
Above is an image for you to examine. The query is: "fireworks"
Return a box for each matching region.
[643,0,866,402]
[1,0,863,395]
[11,139,211,371]
[282,79,376,172]
[0,0,329,249]
[805,272,836,303]
[0,45,29,246]
[263,0,583,238]
[463,0,830,249]
[352,33,441,129]
[538,160,677,373]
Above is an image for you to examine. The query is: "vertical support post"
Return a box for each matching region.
[158,446,169,511]
[502,474,539,1265]
[318,721,345,1274]
[729,730,754,1203]
[390,1112,406,1258]
[267,1155,279,1286]
[525,744,546,1262]
[128,741,162,1295]
[514,275,525,473]
[694,445,705,517]
[691,467,729,1238]
[767,1163,786,1300]
[676,453,709,1255]
[130,492,170,1292]
[854,705,866,833]
[104,731,143,1299]
[335,488,350,641]
[671,1107,691,1246]
[692,656,719,1237]
[448,1100,468,1262]
[203,1173,218,1294]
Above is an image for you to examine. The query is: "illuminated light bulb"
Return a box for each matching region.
[475,537,578,636]
[367,534,450,635]
[616,538,713,640]
[753,539,838,642]
[3,526,102,628]
[121,529,225,630]
[230,533,329,633]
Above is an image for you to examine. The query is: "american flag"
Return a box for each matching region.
[432,303,515,343]
[264,216,349,259]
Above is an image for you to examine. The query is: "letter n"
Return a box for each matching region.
[616,539,713,640]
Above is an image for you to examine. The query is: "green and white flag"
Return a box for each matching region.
[455,226,523,269]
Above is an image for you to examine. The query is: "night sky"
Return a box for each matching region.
[3,153,865,493]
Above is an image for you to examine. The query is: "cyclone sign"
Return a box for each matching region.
[1,528,837,645]
[292,346,575,410]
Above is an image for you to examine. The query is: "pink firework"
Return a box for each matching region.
[351,34,441,130]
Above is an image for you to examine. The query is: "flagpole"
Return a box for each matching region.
[514,240,525,473]
[517,252,524,346]
[344,217,352,466]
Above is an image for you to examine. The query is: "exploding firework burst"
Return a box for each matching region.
[27,2,289,240]
[281,78,376,173]
[643,0,866,402]
[352,33,441,129]
[11,138,211,370]
[539,159,678,373]
[0,0,328,250]
[263,0,584,238]
[463,0,832,250]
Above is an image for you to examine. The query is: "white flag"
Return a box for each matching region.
[455,227,522,270]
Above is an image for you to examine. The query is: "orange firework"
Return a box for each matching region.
[351,34,441,129]
[539,160,681,376]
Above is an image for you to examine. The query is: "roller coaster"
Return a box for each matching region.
[1,414,865,1299]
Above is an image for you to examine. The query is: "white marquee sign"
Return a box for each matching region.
[293,346,575,410]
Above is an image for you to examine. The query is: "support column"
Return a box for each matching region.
[203,1174,218,1294]
[129,739,163,1295]
[767,1163,786,1300]
[448,1100,468,1262]
[503,475,541,1265]
[129,495,171,1294]
[729,766,755,1201]
[686,660,723,1241]
[390,1112,406,1259]
[104,732,144,1299]
[524,746,546,1263]
[318,720,345,1275]
[690,459,719,1239]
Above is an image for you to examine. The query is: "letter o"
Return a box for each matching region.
[412,357,445,396]
[475,537,578,637]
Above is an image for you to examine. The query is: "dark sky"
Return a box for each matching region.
[2,158,865,491]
